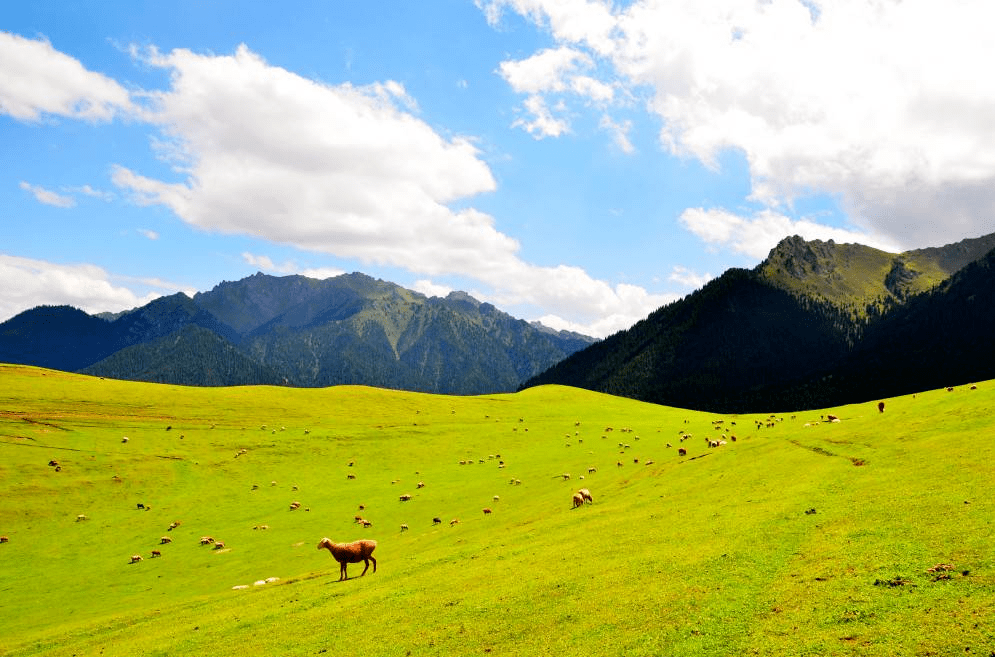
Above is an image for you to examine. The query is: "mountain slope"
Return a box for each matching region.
[525,233,995,411]
[0,272,594,393]
[80,324,286,386]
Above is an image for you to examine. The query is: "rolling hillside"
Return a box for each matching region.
[1,365,993,656]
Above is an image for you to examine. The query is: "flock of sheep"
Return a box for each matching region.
[9,390,958,585]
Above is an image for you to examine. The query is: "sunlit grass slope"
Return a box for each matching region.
[1,364,993,656]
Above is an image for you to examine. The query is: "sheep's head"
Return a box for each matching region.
[317,538,333,551]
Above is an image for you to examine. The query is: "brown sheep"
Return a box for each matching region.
[678,448,687,456]
[878,401,885,413]
[0,536,9,544]
[199,536,214,545]
[482,507,492,515]
[433,517,442,525]
[571,492,585,509]
[160,536,172,544]
[317,538,377,581]
[577,488,593,504]
[150,549,161,558]
[129,554,143,564]
[213,541,226,550]
[399,493,412,502]
[168,521,181,531]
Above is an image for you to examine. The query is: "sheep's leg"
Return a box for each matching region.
[360,558,369,576]
[340,562,348,581]
[370,555,376,574]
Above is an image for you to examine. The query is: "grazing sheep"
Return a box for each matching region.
[121,437,129,443]
[493,495,500,502]
[361,520,372,528]
[482,508,492,515]
[76,514,87,522]
[678,448,687,456]
[168,521,181,531]
[400,524,409,531]
[417,481,426,489]
[347,474,357,480]
[317,538,378,581]
[450,518,460,527]
[577,488,593,504]
[571,492,585,509]
[0,536,8,543]
[130,555,143,564]
[433,517,442,525]
[213,541,226,550]
[290,501,302,510]
[151,549,161,558]
[200,536,215,545]
[253,524,270,530]
[399,494,412,502]
[48,460,59,467]
[878,401,886,413]
[588,467,597,473]
[160,536,172,544]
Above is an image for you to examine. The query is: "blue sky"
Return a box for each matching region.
[3,1,994,337]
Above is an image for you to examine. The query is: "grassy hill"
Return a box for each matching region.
[1,364,993,656]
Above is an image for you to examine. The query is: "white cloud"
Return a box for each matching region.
[0,254,166,321]
[241,252,344,280]
[411,279,453,298]
[599,115,634,153]
[137,229,159,240]
[512,94,570,138]
[679,207,902,259]
[668,265,712,290]
[71,185,115,202]
[0,31,133,122]
[19,181,75,208]
[485,0,995,250]
[498,46,589,94]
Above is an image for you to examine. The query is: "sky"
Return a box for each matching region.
[2,1,994,338]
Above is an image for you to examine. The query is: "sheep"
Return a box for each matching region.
[433,517,442,525]
[121,437,129,443]
[213,541,226,550]
[48,460,59,467]
[399,493,412,502]
[678,448,687,456]
[450,518,460,527]
[417,481,426,489]
[150,549,161,558]
[160,536,172,544]
[347,473,357,480]
[571,492,585,509]
[482,508,492,515]
[168,521,181,531]
[200,536,215,545]
[588,467,597,473]
[290,501,302,510]
[0,536,9,543]
[76,514,87,522]
[400,524,409,532]
[493,495,500,502]
[361,520,373,528]
[577,488,593,504]
[129,554,143,564]
[317,538,378,581]
[253,524,270,530]
[878,401,886,413]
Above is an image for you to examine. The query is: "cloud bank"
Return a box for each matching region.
[483,0,995,252]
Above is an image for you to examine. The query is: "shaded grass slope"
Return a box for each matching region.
[1,364,993,656]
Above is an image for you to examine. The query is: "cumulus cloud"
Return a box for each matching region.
[0,31,133,121]
[4,37,672,337]
[241,252,344,280]
[679,207,902,259]
[0,254,167,321]
[19,181,75,208]
[484,0,995,250]
[668,265,712,290]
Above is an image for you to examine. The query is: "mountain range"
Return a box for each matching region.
[0,272,593,394]
[3,232,994,409]
[524,232,995,411]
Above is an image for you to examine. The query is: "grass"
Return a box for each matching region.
[1,364,993,656]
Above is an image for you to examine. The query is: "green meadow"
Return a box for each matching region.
[1,363,993,656]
